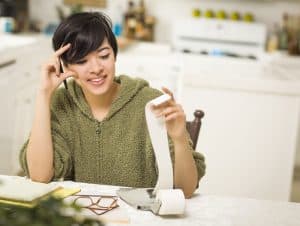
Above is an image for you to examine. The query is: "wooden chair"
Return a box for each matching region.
[186,110,205,150]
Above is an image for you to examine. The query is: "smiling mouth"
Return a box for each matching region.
[88,76,107,85]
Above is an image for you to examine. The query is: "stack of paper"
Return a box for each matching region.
[0,176,80,207]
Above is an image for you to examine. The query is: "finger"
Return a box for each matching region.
[165,112,182,122]
[156,105,177,117]
[59,71,76,80]
[153,94,180,110]
[62,68,78,79]
[157,105,183,118]
[55,58,61,76]
[54,43,71,57]
[43,57,60,75]
[151,102,169,111]
[161,87,175,101]
[44,63,57,74]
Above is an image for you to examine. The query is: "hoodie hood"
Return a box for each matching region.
[67,75,150,121]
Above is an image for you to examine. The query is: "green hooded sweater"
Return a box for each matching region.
[20,75,205,188]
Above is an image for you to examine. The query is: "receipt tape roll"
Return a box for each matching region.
[117,94,185,215]
[156,189,185,215]
[145,94,174,193]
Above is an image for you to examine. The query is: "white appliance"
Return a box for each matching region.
[171,19,300,202]
[172,18,267,60]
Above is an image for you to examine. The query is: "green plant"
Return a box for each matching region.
[0,196,104,226]
[56,4,83,21]
[70,4,83,15]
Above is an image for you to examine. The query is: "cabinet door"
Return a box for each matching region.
[0,63,16,138]
[11,84,37,174]
[0,37,51,174]
[15,44,50,89]
[182,84,299,201]
[0,63,17,174]
[116,54,182,99]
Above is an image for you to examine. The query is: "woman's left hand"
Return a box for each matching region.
[152,87,188,142]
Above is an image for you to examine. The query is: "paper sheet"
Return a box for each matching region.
[0,176,60,202]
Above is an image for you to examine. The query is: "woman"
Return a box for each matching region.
[19,12,205,198]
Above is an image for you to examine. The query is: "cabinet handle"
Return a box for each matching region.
[0,59,16,69]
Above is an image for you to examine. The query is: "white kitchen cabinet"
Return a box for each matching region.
[116,46,300,201]
[182,74,300,201]
[0,61,17,174]
[0,35,52,174]
[10,40,51,174]
[116,53,183,99]
[263,54,300,167]
[11,83,37,174]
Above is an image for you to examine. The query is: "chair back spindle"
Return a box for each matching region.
[186,110,205,150]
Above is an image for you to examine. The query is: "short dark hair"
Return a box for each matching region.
[52,12,118,64]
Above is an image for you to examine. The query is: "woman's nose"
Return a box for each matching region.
[89,57,103,74]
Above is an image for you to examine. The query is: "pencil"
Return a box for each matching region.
[63,80,68,89]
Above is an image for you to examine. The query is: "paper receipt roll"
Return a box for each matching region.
[145,94,173,192]
[144,94,186,216]
[156,189,185,215]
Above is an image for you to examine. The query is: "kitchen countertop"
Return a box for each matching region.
[181,52,300,96]
[119,40,172,55]
[2,36,300,96]
[0,33,37,53]
[118,41,300,96]
[0,33,49,63]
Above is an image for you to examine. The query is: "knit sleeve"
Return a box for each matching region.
[168,136,206,184]
[19,111,73,181]
[50,110,74,180]
[19,90,74,181]
[190,145,206,183]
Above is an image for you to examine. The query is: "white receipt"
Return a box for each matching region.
[117,93,185,215]
[145,94,173,193]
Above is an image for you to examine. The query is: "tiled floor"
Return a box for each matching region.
[291,167,300,202]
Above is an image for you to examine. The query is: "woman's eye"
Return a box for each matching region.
[75,60,86,65]
[100,54,110,59]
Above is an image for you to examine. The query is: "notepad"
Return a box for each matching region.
[0,177,80,208]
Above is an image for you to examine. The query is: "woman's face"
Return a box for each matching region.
[66,38,116,97]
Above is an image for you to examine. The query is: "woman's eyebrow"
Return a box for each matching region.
[97,47,110,52]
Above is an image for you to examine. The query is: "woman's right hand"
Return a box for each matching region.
[40,43,75,97]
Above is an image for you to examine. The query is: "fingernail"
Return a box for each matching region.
[155,112,162,117]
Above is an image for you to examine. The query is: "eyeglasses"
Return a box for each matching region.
[72,195,119,215]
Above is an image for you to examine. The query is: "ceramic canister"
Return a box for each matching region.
[0,17,14,33]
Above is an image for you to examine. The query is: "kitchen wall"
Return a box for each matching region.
[28,0,300,166]
[29,0,300,42]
